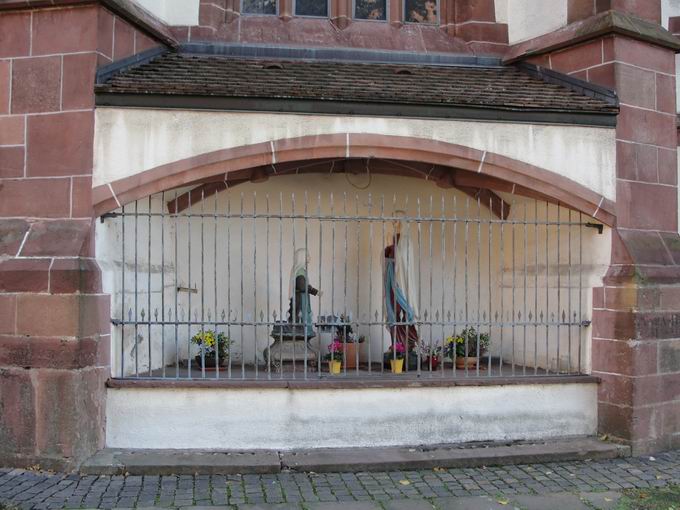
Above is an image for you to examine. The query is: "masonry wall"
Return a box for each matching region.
[527,6,680,452]
[0,3,164,470]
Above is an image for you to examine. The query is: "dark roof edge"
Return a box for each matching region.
[96,46,167,84]
[94,93,618,128]
[505,10,680,64]
[179,42,504,67]
[516,62,619,107]
[0,0,178,49]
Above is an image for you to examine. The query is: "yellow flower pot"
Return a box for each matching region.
[390,358,404,374]
[329,360,342,375]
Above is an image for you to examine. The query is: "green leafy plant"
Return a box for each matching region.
[444,327,490,358]
[191,330,232,360]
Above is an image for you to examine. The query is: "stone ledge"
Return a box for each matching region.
[81,437,629,475]
[505,10,680,64]
[106,374,601,390]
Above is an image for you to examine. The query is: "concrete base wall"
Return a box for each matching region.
[106,384,598,449]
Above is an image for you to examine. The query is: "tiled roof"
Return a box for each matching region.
[96,52,618,114]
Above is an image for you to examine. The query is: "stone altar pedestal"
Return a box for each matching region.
[264,322,318,371]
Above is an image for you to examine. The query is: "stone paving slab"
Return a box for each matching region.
[81,450,282,476]
[281,438,628,473]
[1,449,678,510]
[433,496,510,509]
[510,493,591,510]
[579,491,623,509]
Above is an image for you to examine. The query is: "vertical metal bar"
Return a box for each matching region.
[227,189,232,379]
[291,192,297,376]
[200,188,206,379]
[568,208,573,374]
[317,192,323,377]
[380,194,385,375]
[464,196,469,377]
[134,199,139,378]
[534,199,539,376]
[355,193,361,375]
[579,212,583,374]
[545,201,550,375]
[440,194,445,376]
[556,204,561,374]
[240,192,245,379]
[499,200,504,376]
[511,197,516,377]
[428,195,434,374]
[278,192,283,380]
[214,187,219,379]
[254,191,259,380]
[148,195,152,377]
[488,196,492,376]
[452,194,457,377]
[161,191,166,378]
[121,202,125,378]
[174,192,179,379]
[303,191,309,380]
[391,194,398,371]
[342,192,348,375]
[187,191,192,379]
[476,195,481,377]
[330,191,336,374]
[523,201,528,376]
[367,192,373,374]
[416,196,423,376]
[403,195,410,373]
[267,193,272,379]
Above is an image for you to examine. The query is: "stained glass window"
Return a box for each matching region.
[405,0,437,23]
[242,0,277,15]
[295,0,328,17]
[354,0,387,20]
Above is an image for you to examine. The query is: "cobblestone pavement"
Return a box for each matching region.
[1,450,679,510]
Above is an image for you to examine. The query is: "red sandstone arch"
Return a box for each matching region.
[92,133,616,225]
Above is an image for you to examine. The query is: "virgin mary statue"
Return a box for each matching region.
[383,211,419,349]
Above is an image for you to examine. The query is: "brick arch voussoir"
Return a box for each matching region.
[93,133,615,225]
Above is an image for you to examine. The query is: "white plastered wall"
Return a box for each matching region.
[133,0,200,25]
[96,174,610,378]
[106,384,598,449]
[502,0,567,44]
[93,109,617,202]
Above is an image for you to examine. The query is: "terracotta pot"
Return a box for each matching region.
[455,356,478,369]
[345,343,358,369]
[426,356,440,371]
[390,358,404,374]
[194,354,225,370]
[329,360,342,375]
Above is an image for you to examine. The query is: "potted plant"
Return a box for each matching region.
[388,342,406,374]
[192,330,232,370]
[342,333,366,370]
[420,344,442,371]
[325,339,344,375]
[445,327,490,369]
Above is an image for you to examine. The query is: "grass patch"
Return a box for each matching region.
[616,485,680,510]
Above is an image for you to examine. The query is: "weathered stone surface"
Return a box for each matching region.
[510,494,591,509]
[10,56,62,114]
[0,219,29,257]
[19,220,91,257]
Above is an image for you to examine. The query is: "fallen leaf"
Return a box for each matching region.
[604,497,613,502]
[399,480,411,485]
[496,497,509,505]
